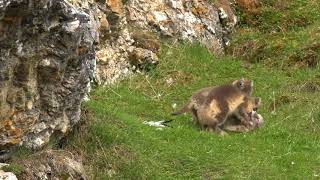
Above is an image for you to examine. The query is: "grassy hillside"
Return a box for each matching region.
[65,0,320,179]
[63,42,320,179]
[230,0,320,68]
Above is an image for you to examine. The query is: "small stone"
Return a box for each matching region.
[152,11,168,22]
[0,163,9,169]
[39,59,51,67]
[0,170,18,180]
[168,0,183,10]
[64,20,80,32]
[166,77,174,85]
[128,47,159,71]
[219,7,228,19]
[26,101,33,110]
[172,103,177,109]
[33,137,45,147]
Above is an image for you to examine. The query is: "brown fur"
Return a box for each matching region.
[197,82,252,135]
[172,78,253,115]
[171,86,215,120]
[172,79,253,134]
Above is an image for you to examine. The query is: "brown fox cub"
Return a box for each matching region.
[172,79,253,135]
[172,79,253,118]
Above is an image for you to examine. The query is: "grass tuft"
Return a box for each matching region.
[2,164,24,176]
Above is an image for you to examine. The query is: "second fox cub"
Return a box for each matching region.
[223,97,263,133]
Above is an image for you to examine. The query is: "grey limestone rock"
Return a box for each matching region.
[0,0,97,153]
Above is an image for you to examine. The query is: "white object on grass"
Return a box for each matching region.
[172,103,177,109]
[143,120,171,128]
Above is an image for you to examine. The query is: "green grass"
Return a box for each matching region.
[230,0,320,68]
[62,0,320,179]
[65,43,320,179]
[1,164,24,176]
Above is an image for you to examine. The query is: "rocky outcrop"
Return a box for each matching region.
[94,0,161,85]
[127,0,231,53]
[0,0,97,154]
[95,0,237,85]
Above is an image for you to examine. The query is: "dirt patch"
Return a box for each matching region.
[288,80,320,93]
[94,144,136,178]
[109,144,135,162]
[231,40,320,68]
[167,71,195,85]
[130,29,160,54]
[268,95,296,112]
[235,0,261,14]
[201,166,226,180]
[273,0,290,10]
[228,39,270,63]
[233,0,261,25]
[288,43,320,68]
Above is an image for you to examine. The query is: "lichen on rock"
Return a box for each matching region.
[94,0,160,85]
[0,0,97,153]
[95,0,237,85]
[127,0,237,54]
